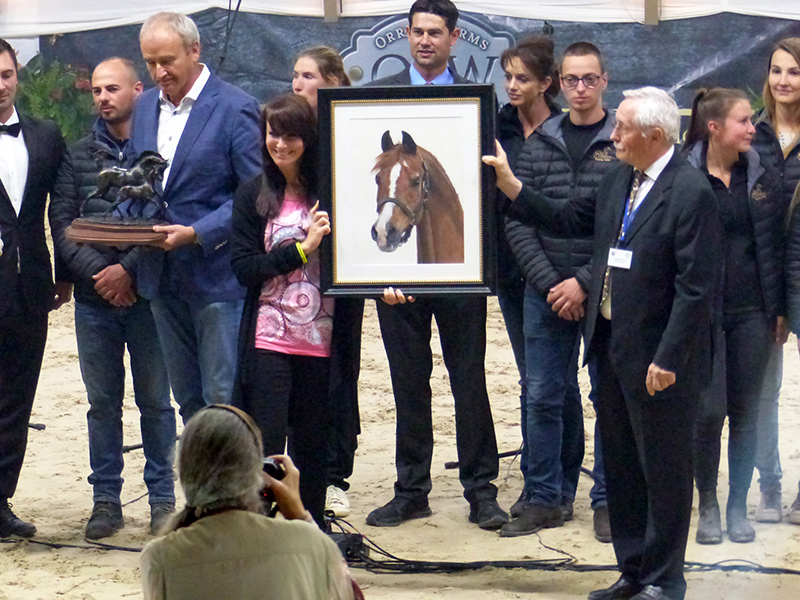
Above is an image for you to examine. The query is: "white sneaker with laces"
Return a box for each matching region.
[326,485,351,517]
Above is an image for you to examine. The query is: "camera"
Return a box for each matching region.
[260,457,286,515]
[262,457,285,480]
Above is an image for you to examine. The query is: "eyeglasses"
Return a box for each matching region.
[560,74,602,89]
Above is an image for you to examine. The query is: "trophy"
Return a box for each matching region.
[65,151,170,247]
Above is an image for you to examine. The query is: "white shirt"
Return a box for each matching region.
[157,64,211,186]
[631,145,674,212]
[0,107,29,215]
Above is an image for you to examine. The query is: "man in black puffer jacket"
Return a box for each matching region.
[49,58,176,541]
[500,43,617,541]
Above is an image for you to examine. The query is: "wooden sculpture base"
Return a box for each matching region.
[65,218,168,248]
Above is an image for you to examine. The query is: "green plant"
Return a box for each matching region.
[16,53,94,144]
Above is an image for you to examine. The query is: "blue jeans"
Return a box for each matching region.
[522,286,585,508]
[755,343,783,493]
[497,276,527,464]
[150,292,243,423]
[587,360,607,509]
[75,300,176,505]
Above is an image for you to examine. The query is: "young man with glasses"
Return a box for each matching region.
[501,42,616,540]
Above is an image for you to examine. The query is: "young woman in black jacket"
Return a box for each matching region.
[684,88,788,544]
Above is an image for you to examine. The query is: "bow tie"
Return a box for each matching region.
[0,123,21,137]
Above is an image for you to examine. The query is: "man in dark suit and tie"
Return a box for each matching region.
[485,87,721,600]
[0,38,69,538]
[364,0,508,531]
[132,13,262,423]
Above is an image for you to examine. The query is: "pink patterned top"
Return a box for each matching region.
[254,196,333,357]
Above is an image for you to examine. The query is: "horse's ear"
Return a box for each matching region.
[401,131,417,155]
[381,131,394,153]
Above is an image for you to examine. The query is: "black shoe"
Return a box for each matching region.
[85,501,124,540]
[726,504,755,543]
[0,501,36,538]
[366,497,432,527]
[593,504,612,543]
[561,498,574,522]
[469,498,509,530]
[150,502,175,536]
[588,575,642,600]
[696,490,722,545]
[630,585,673,600]
[499,503,562,537]
[510,490,528,518]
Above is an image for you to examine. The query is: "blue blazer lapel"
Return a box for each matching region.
[135,92,160,155]
[164,75,221,193]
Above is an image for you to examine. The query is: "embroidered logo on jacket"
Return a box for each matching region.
[593,148,614,162]
[752,185,767,202]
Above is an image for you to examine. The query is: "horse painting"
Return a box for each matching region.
[371,131,464,264]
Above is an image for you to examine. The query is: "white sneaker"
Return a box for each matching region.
[326,485,351,517]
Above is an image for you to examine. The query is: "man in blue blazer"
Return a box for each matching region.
[133,12,262,423]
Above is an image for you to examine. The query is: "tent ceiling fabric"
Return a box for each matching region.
[2,0,798,37]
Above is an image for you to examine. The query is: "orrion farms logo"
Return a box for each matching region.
[341,14,515,102]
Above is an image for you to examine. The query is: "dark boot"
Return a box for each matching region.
[696,489,722,544]
[726,489,755,543]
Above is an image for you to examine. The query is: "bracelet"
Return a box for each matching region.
[296,242,308,264]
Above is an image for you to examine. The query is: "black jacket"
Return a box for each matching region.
[0,113,65,319]
[752,111,800,193]
[507,150,721,383]
[685,143,787,321]
[505,111,616,296]
[50,119,142,306]
[495,102,559,288]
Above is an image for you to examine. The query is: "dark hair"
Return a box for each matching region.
[501,36,560,104]
[562,41,606,75]
[684,87,749,148]
[763,37,800,126]
[0,38,18,72]
[296,46,351,87]
[409,0,459,33]
[256,94,318,220]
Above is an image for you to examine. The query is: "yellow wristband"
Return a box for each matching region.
[296,242,308,264]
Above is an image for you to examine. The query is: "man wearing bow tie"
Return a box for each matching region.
[0,38,68,538]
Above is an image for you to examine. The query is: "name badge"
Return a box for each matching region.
[608,247,633,270]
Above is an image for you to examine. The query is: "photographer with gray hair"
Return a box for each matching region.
[485,86,722,600]
[140,405,357,600]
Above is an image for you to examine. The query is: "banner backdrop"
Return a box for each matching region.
[39,8,800,111]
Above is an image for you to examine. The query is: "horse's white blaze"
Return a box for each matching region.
[374,202,395,248]
[390,163,402,197]
[373,162,404,249]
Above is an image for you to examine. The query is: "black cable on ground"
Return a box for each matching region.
[327,516,800,578]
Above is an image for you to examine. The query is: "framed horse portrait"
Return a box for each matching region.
[318,84,497,296]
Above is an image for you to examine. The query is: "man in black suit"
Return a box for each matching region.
[485,87,721,600]
[0,38,68,538]
[365,0,507,531]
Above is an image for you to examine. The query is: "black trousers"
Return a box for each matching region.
[241,349,331,528]
[694,310,773,494]
[376,295,498,505]
[593,318,696,600]
[0,307,48,499]
[326,298,363,491]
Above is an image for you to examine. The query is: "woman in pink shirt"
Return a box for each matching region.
[231,94,332,527]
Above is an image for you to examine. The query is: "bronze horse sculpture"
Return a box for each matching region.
[81,151,169,219]
[371,131,464,264]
